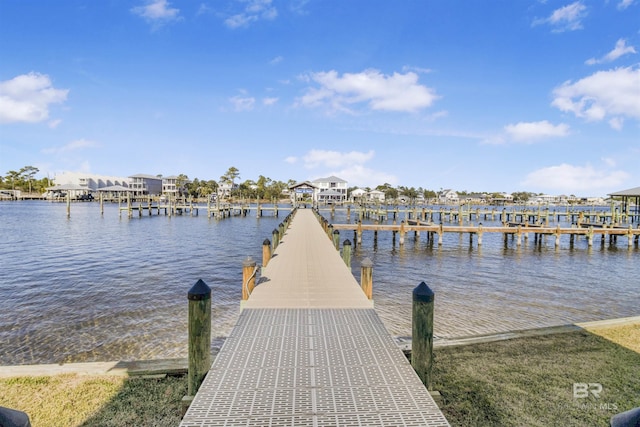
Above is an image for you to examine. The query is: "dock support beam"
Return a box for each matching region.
[187,279,211,397]
[412,281,434,390]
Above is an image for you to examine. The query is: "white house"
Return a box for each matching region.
[368,190,385,202]
[438,189,459,204]
[350,188,367,201]
[162,175,190,197]
[50,172,131,198]
[312,176,348,204]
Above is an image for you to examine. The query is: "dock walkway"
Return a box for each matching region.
[180,208,450,426]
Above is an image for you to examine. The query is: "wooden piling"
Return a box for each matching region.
[360,258,373,300]
[262,239,271,267]
[242,257,257,300]
[332,229,340,250]
[272,228,279,251]
[412,281,434,389]
[342,239,352,268]
[187,279,211,397]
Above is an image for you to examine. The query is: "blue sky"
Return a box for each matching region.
[1,0,638,196]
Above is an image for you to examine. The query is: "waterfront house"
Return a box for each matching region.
[49,172,130,198]
[438,189,459,204]
[368,189,385,202]
[128,174,162,197]
[217,182,238,199]
[349,188,367,202]
[162,175,190,197]
[312,176,348,204]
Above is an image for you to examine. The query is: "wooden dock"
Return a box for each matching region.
[180,208,450,426]
[331,221,640,248]
[318,203,640,226]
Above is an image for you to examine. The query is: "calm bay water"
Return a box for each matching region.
[0,201,638,365]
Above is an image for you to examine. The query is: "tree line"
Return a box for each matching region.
[2,165,538,203]
[0,166,50,194]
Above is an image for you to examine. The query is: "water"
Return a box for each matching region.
[0,201,638,365]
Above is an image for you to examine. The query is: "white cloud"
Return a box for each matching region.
[609,117,624,130]
[617,0,634,10]
[298,69,439,114]
[284,156,297,164]
[131,0,180,26]
[270,56,283,65]
[225,0,277,29]
[533,1,587,32]
[521,163,629,193]
[0,72,69,124]
[551,66,640,128]
[503,120,570,142]
[320,164,398,189]
[262,97,278,106]
[229,95,255,111]
[48,119,62,129]
[401,65,432,74]
[303,149,375,169]
[299,149,396,188]
[586,39,637,65]
[42,139,99,154]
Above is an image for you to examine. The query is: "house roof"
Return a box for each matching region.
[46,184,88,191]
[313,176,347,184]
[289,181,317,190]
[129,174,162,180]
[97,185,134,192]
[609,187,640,197]
[318,189,343,196]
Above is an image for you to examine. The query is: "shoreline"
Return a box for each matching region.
[2,315,638,379]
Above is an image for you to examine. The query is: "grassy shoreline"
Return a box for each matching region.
[1,322,638,427]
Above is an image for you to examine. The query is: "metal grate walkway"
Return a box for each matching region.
[180,209,450,426]
[181,308,449,426]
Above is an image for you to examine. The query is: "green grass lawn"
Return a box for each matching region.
[432,327,640,427]
[1,324,638,426]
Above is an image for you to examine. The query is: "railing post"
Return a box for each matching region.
[412,281,434,389]
[360,257,373,299]
[262,239,271,267]
[272,228,279,251]
[342,239,352,268]
[332,229,340,250]
[187,279,211,397]
[242,256,257,300]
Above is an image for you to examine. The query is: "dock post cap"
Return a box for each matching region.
[262,238,271,245]
[333,229,340,235]
[343,239,352,246]
[188,279,211,301]
[361,257,373,268]
[243,256,256,267]
[413,281,434,303]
